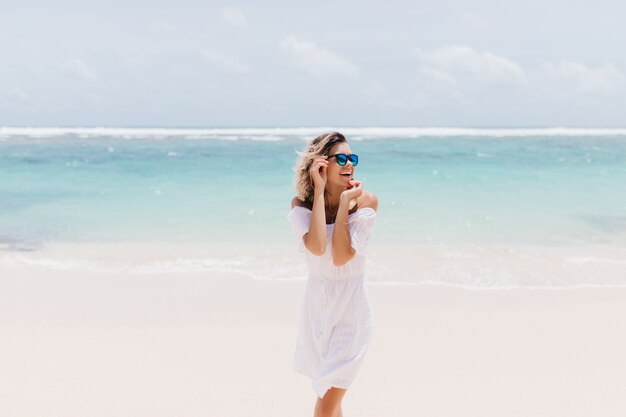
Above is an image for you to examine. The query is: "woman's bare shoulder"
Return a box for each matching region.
[358,191,378,212]
[291,197,310,209]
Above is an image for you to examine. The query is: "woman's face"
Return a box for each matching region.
[325,142,355,188]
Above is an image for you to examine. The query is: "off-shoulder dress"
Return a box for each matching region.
[287,205,377,399]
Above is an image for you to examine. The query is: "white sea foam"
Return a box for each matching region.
[3,246,626,289]
[2,126,626,140]
[0,254,306,281]
[564,256,626,265]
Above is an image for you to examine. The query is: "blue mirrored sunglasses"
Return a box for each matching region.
[328,153,358,166]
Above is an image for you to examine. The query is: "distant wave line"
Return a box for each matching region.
[2,126,626,140]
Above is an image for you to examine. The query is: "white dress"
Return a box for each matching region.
[287,205,377,399]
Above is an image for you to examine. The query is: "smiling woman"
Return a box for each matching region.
[287,131,378,417]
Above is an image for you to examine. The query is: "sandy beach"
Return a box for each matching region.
[2,249,626,417]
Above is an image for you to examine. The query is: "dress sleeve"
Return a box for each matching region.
[348,208,377,257]
[287,206,312,254]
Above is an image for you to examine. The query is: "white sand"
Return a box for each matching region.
[2,258,626,416]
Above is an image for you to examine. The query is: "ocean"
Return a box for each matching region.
[2,127,626,288]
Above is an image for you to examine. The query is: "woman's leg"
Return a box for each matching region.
[314,387,347,417]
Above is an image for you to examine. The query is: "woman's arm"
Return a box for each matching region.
[305,190,327,256]
[292,155,329,256]
[332,191,378,266]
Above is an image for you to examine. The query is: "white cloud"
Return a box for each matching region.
[541,61,624,93]
[420,67,457,84]
[219,7,247,27]
[201,50,250,74]
[460,13,486,29]
[62,59,99,82]
[280,35,358,77]
[415,45,526,85]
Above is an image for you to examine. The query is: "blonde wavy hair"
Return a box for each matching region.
[292,131,347,206]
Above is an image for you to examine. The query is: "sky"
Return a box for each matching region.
[1,0,625,127]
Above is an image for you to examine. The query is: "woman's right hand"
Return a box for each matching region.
[309,155,329,191]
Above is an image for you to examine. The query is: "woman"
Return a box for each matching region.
[287,131,378,417]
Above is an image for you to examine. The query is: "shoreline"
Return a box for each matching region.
[2,240,626,289]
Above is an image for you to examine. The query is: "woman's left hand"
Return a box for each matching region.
[340,179,363,206]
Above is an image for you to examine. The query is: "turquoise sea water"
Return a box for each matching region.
[1,127,626,252]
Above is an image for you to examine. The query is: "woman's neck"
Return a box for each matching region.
[324,183,344,211]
